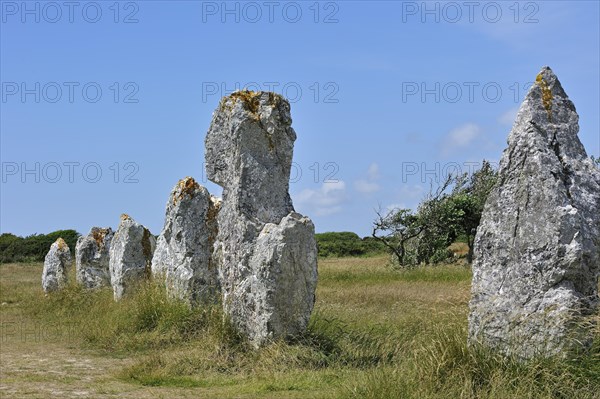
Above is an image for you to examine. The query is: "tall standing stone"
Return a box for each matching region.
[205,91,318,346]
[468,67,600,358]
[76,227,114,289]
[42,238,72,293]
[109,214,156,300]
[152,177,220,305]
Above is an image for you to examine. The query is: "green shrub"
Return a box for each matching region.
[0,230,79,263]
[316,232,387,258]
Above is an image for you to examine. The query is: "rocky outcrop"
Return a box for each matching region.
[152,177,220,305]
[109,214,156,300]
[76,227,114,289]
[468,67,600,358]
[205,91,318,346]
[42,238,72,293]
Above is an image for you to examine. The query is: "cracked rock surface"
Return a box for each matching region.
[468,67,600,358]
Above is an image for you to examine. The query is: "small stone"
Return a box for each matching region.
[42,238,72,293]
[152,177,220,305]
[109,214,156,300]
[76,227,114,289]
[468,67,600,358]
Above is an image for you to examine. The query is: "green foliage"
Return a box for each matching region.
[447,160,498,262]
[0,230,80,263]
[373,161,498,267]
[316,232,387,258]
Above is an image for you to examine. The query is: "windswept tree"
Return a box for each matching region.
[373,207,422,266]
[372,161,497,267]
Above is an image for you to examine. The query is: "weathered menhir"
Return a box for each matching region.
[468,67,600,358]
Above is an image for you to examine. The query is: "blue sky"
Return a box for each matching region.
[1,0,599,238]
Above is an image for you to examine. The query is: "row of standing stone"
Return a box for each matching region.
[42,91,319,347]
[41,215,154,298]
[41,67,599,357]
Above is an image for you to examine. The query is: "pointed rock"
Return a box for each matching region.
[109,214,156,300]
[76,227,114,289]
[152,177,220,305]
[205,91,318,346]
[468,67,600,358]
[42,238,72,293]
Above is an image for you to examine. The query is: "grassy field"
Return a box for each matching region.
[1,256,598,398]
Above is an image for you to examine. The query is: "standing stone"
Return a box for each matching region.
[205,90,318,346]
[109,214,156,300]
[152,177,220,305]
[468,67,600,358]
[76,227,114,289]
[42,238,72,293]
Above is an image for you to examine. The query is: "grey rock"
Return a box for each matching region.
[468,67,600,358]
[42,238,72,293]
[151,177,220,305]
[76,227,114,289]
[206,91,318,346]
[109,214,156,300]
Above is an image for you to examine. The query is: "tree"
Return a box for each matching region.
[447,161,497,262]
[372,161,498,267]
[372,175,454,267]
[373,207,422,266]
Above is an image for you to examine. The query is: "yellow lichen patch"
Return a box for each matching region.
[230,90,262,114]
[536,73,553,121]
[92,228,108,247]
[120,213,131,221]
[228,90,282,117]
[174,176,199,203]
[56,237,67,250]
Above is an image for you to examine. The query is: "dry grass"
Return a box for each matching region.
[0,256,598,398]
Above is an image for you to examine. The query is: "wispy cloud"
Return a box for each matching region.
[294,180,347,216]
[498,107,519,126]
[354,163,381,194]
[441,123,482,156]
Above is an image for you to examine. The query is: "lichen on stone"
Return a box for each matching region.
[225,90,283,116]
[174,176,200,203]
[56,237,67,250]
[91,228,108,248]
[231,90,262,114]
[536,73,553,121]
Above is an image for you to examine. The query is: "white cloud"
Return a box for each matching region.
[354,180,380,194]
[498,107,519,126]
[354,163,381,194]
[441,123,482,156]
[294,180,347,216]
[367,163,380,180]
